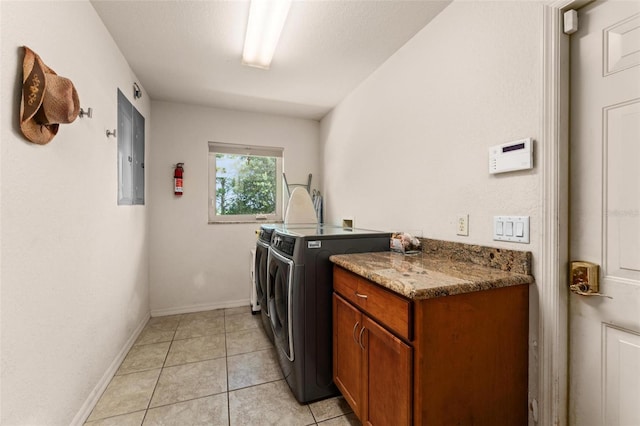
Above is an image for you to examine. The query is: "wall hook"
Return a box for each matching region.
[133,82,142,99]
[79,107,93,118]
[106,129,117,138]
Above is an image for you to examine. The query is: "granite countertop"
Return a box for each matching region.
[330,248,534,300]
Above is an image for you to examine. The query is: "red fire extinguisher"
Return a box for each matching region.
[174,163,184,196]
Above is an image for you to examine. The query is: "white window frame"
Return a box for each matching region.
[208,141,283,223]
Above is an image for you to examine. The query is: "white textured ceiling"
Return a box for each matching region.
[91,0,451,120]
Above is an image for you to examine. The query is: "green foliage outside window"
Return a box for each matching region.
[216,154,277,215]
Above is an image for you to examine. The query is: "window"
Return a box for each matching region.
[208,142,283,223]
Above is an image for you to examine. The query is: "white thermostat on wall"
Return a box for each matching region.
[489,138,533,174]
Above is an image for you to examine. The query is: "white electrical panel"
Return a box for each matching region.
[494,216,530,244]
[489,138,533,174]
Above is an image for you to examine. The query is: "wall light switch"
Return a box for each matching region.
[505,221,514,236]
[494,216,529,243]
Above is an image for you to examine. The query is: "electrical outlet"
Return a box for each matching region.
[342,218,354,229]
[457,214,469,236]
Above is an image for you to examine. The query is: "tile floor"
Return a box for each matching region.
[84,307,360,425]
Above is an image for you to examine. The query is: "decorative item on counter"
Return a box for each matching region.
[390,232,422,254]
[19,46,80,145]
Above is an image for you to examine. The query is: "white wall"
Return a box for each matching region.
[320,1,542,423]
[149,101,319,315]
[0,1,151,424]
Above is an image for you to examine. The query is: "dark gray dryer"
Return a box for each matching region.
[267,225,391,403]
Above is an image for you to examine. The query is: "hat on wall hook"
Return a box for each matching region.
[19,46,80,144]
[133,82,142,99]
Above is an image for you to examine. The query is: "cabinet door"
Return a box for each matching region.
[362,315,412,426]
[333,294,363,415]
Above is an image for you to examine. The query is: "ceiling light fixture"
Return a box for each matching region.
[242,0,292,69]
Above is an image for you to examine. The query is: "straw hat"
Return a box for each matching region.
[20,46,80,145]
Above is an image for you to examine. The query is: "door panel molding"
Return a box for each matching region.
[602,323,640,425]
[604,13,640,76]
[603,98,640,281]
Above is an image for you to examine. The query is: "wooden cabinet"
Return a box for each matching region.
[333,293,363,415]
[333,265,529,426]
[333,294,412,426]
[361,312,412,425]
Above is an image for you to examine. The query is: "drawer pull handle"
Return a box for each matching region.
[355,292,368,299]
[358,326,366,350]
[352,321,360,344]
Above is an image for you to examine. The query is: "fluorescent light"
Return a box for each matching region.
[242,0,292,69]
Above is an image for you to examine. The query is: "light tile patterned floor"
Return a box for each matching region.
[85,307,360,425]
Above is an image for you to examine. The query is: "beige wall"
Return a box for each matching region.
[0,1,151,424]
[320,2,543,423]
[148,101,320,315]
[1,0,549,423]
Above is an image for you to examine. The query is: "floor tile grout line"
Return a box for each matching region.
[225,327,232,426]
[84,409,147,425]
[163,346,228,369]
[172,332,226,342]
[225,328,231,395]
[140,328,177,424]
[226,346,274,360]
[228,376,285,393]
[226,391,231,426]
[137,391,230,411]
[132,338,174,348]
[309,403,319,424]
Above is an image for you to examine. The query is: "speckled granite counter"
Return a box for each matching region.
[330,240,534,300]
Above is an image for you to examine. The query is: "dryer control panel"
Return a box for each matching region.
[272,234,296,257]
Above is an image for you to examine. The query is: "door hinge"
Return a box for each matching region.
[564,9,578,35]
[530,398,539,423]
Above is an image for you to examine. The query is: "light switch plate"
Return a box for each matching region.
[494,216,530,243]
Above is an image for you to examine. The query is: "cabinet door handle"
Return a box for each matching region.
[352,321,360,344]
[355,292,368,299]
[358,326,366,350]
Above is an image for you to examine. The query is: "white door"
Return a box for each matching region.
[569,1,640,425]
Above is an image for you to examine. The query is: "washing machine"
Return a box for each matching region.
[254,224,278,343]
[267,224,391,403]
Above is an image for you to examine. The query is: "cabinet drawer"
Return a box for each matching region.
[334,266,412,341]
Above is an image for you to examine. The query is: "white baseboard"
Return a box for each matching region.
[150,298,250,317]
[70,313,150,426]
